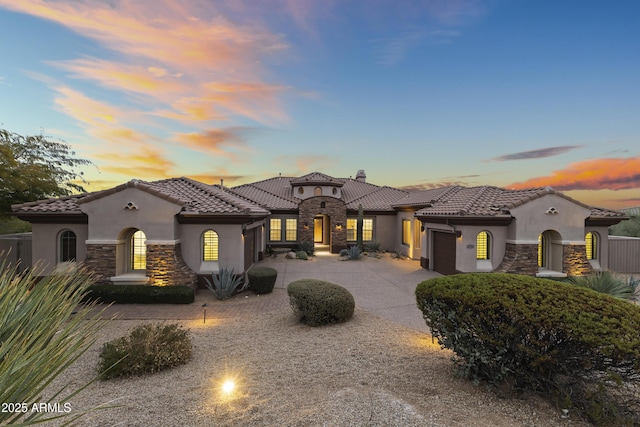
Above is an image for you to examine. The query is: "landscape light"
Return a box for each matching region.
[222,379,235,394]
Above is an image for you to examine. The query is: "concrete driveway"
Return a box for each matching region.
[259,252,440,332]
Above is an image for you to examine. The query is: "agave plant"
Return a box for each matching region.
[347,245,361,260]
[205,267,247,300]
[566,271,634,300]
[0,258,107,425]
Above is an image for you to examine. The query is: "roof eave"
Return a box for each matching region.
[177,212,269,224]
[416,215,513,226]
[10,211,88,224]
[586,216,627,227]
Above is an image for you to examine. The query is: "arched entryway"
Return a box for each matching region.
[298,196,347,254]
[538,229,563,274]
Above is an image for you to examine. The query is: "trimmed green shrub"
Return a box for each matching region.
[205,267,246,300]
[287,279,355,326]
[247,266,278,294]
[296,250,308,260]
[565,271,634,300]
[98,323,192,380]
[416,273,640,425]
[84,285,194,304]
[298,240,315,256]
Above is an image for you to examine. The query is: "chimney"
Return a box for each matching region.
[355,169,366,182]
[220,178,224,188]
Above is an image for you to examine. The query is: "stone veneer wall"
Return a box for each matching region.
[494,243,539,276]
[563,244,593,276]
[298,196,347,254]
[84,244,117,285]
[147,243,198,288]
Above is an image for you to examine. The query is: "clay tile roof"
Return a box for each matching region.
[343,183,408,211]
[414,185,626,219]
[230,176,299,210]
[290,172,344,187]
[11,194,86,214]
[12,177,269,217]
[392,186,461,208]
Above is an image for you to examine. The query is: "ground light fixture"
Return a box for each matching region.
[222,379,235,394]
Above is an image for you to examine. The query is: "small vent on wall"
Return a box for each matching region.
[545,207,559,215]
[123,202,139,210]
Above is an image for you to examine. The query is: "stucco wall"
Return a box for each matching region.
[79,187,182,241]
[455,225,508,272]
[30,223,88,275]
[292,185,341,200]
[509,194,591,243]
[371,214,395,252]
[178,223,245,273]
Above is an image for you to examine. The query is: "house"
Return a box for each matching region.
[11,170,626,287]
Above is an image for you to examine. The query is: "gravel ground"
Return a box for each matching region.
[35,308,589,427]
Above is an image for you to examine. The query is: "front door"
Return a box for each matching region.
[314,218,323,243]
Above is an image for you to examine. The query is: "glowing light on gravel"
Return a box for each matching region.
[222,380,235,394]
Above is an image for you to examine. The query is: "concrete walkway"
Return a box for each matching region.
[94,253,440,333]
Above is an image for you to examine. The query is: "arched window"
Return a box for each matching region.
[585,232,598,260]
[130,230,146,270]
[59,230,77,262]
[203,230,219,261]
[537,233,546,268]
[314,186,322,196]
[476,231,490,260]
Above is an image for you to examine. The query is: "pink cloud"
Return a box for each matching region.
[1,0,290,127]
[509,157,640,191]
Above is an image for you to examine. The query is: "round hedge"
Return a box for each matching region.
[287,279,355,326]
[247,266,278,294]
[416,273,640,424]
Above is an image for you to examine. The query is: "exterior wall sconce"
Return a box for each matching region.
[303,222,309,230]
[335,223,343,230]
[455,230,462,239]
[420,225,425,232]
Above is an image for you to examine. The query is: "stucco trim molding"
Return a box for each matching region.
[146,239,182,245]
[85,239,124,245]
[506,239,539,245]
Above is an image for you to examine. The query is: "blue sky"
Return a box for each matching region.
[0,0,638,209]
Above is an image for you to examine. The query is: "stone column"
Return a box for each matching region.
[495,242,539,276]
[563,244,593,276]
[146,242,198,288]
[84,244,117,285]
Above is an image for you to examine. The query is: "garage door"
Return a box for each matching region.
[433,231,457,275]
[244,228,256,271]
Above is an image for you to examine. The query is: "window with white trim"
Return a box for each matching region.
[476,231,490,260]
[270,218,282,241]
[285,219,297,241]
[401,219,411,246]
[346,218,373,241]
[130,230,146,271]
[59,230,77,262]
[203,230,219,261]
[585,232,598,260]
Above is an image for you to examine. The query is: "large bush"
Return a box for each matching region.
[84,284,194,304]
[247,266,278,294]
[98,323,192,380]
[287,279,355,326]
[416,273,640,425]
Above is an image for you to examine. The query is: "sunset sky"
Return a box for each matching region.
[0,0,638,209]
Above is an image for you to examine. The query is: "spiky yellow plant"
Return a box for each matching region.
[0,257,107,425]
